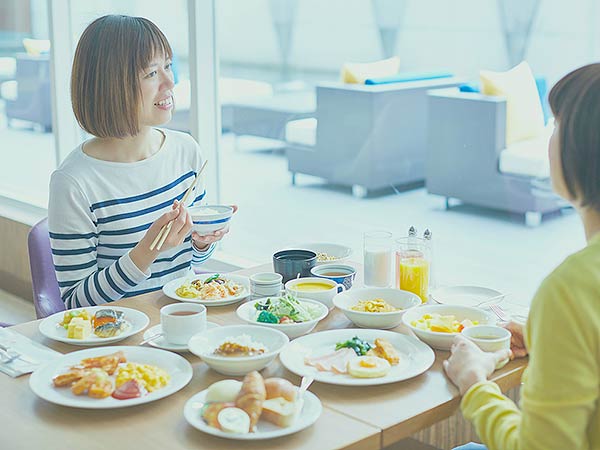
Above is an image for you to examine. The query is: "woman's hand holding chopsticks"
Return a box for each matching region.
[130,200,192,272]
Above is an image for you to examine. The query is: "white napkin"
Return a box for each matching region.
[0,328,61,377]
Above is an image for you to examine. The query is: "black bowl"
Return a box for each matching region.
[273,250,317,283]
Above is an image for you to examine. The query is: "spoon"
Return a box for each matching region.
[139,333,164,346]
[298,375,314,400]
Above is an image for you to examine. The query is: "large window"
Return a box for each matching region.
[214,0,586,306]
[0,0,55,208]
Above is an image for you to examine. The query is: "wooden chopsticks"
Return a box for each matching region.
[149,160,208,251]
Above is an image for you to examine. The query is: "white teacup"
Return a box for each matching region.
[461,325,511,369]
[160,303,207,345]
[285,276,345,309]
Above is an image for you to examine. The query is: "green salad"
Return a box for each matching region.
[254,294,322,324]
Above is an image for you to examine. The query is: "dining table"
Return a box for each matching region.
[0,262,527,450]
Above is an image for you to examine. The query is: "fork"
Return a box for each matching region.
[489,304,510,322]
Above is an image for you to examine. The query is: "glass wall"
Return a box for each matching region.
[214,0,590,303]
[0,0,55,208]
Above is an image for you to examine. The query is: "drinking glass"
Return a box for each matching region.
[395,237,430,303]
[363,231,392,287]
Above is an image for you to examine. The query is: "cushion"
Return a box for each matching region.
[285,118,317,147]
[23,38,50,56]
[480,61,545,146]
[365,71,453,85]
[499,121,554,178]
[340,56,400,84]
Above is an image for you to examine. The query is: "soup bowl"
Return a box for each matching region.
[284,277,345,309]
[311,264,356,290]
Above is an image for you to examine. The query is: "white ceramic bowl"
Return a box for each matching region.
[187,325,289,376]
[402,304,495,350]
[189,205,233,234]
[333,288,421,329]
[236,297,329,339]
[295,243,353,265]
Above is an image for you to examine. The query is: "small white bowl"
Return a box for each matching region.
[333,288,421,329]
[236,297,329,339]
[295,243,353,265]
[402,304,495,350]
[189,205,233,234]
[462,325,511,369]
[461,325,511,353]
[188,325,288,376]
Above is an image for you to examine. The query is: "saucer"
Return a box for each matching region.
[142,322,219,352]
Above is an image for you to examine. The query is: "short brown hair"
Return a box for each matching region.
[71,15,172,138]
[549,63,600,210]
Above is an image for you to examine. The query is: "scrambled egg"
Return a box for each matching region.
[115,363,170,392]
[351,298,399,313]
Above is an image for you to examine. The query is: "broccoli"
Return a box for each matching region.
[256,311,279,324]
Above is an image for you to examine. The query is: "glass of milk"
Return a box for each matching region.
[363,231,392,287]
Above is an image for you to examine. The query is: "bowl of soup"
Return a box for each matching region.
[311,264,356,290]
[284,277,345,309]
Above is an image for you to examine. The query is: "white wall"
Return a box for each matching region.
[217,0,600,86]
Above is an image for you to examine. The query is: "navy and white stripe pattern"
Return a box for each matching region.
[48,129,215,308]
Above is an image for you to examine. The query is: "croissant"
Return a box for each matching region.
[235,371,266,431]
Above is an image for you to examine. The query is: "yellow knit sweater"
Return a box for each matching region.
[461,234,600,450]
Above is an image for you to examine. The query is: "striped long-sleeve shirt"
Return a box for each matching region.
[48,129,215,308]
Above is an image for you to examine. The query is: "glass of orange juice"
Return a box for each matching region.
[395,238,430,303]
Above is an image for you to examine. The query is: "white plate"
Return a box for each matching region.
[184,389,322,440]
[29,346,192,409]
[280,329,434,386]
[430,286,505,307]
[162,273,250,306]
[39,306,150,346]
[143,322,219,351]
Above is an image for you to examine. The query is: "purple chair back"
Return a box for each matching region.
[28,218,65,319]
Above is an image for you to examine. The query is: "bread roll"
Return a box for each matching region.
[264,378,297,402]
[261,397,304,428]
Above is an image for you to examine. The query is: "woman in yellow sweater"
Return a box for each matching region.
[445,63,600,450]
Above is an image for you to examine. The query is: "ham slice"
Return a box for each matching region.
[305,348,357,374]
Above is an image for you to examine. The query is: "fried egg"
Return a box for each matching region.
[347,355,391,378]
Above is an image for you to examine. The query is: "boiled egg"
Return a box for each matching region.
[217,407,251,434]
[206,379,242,403]
[347,355,391,378]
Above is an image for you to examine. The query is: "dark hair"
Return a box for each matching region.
[71,15,172,138]
[548,63,600,210]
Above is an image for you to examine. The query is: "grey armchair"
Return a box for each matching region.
[285,78,463,197]
[426,88,565,226]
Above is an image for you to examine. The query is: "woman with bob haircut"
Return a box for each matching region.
[446,63,600,449]
[48,15,231,308]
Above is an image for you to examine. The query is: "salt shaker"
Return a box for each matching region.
[423,228,435,289]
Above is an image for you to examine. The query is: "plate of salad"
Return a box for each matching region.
[236,295,329,338]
